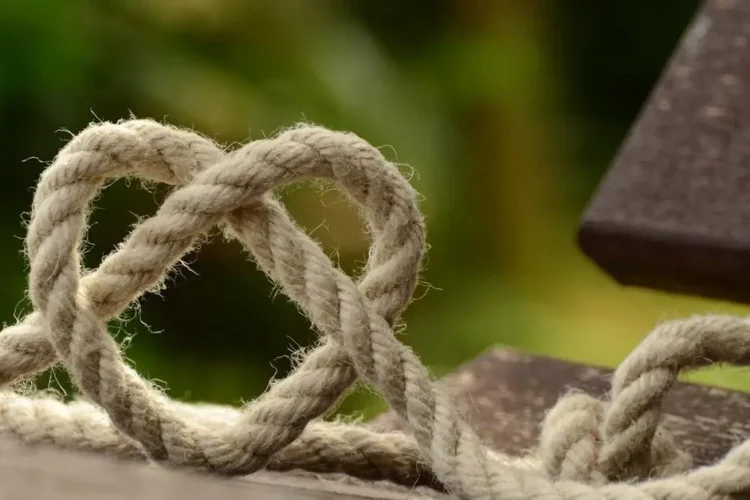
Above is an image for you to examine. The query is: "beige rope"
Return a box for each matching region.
[2,119,750,499]
[22,119,429,476]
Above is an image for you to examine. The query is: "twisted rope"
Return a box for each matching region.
[1,119,749,499]
[23,119,429,477]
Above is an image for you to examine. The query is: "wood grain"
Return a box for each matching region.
[0,437,441,500]
[578,0,750,304]
[370,347,750,467]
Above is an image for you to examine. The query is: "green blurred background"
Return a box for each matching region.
[2,0,748,417]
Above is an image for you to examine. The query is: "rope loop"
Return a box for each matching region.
[20,119,428,476]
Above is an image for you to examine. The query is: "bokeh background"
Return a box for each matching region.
[2,0,747,417]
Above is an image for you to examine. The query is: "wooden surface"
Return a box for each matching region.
[8,346,750,499]
[370,347,750,467]
[578,0,750,304]
[0,437,439,500]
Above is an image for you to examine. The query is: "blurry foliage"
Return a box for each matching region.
[1,0,748,416]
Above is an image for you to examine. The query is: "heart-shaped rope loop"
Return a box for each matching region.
[22,120,427,475]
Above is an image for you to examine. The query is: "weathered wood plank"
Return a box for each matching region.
[7,347,750,498]
[578,0,750,304]
[0,436,439,500]
[370,347,750,467]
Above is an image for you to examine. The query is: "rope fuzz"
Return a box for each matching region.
[1,118,749,499]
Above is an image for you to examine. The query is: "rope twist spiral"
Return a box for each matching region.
[2,118,750,499]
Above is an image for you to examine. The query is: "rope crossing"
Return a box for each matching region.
[2,119,750,499]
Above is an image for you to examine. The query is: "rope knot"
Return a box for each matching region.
[539,391,692,485]
[539,392,607,484]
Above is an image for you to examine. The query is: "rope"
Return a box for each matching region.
[2,118,750,499]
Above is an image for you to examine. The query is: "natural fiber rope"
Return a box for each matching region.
[2,119,750,499]
[24,119,428,477]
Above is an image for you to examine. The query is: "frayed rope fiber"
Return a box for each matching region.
[3,118,750,499]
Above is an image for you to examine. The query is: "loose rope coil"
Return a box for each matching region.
[2,119,750,499]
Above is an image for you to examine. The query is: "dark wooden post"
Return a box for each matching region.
[578,0,750,304]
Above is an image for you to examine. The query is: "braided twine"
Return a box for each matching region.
[2,118,750,499]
